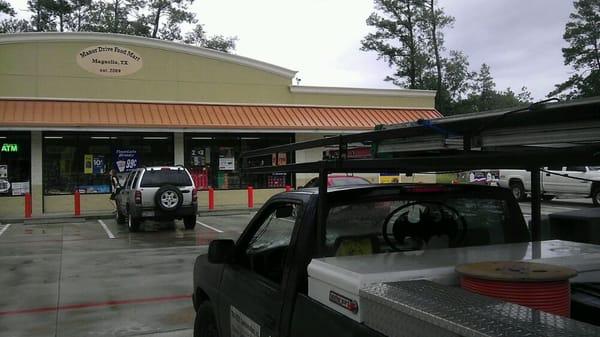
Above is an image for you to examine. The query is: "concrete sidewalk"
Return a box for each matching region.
[0,204,261,223]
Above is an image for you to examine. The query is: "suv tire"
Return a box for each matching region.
[510,180,526,201]
[592,188,600,207]
[128,213,141,232]
[194,301,219,337]
[184,215,196,230]
[155,185,184,212]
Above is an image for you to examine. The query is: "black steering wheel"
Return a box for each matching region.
[381,201,468,251]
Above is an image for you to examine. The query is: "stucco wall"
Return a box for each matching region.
[0,34,435,108]
[0,197,25,218]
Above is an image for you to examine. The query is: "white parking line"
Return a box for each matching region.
[97,219,116,239]
[196,221,224,233]
[0,223,11,237]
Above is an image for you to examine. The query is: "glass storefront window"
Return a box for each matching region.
[0,132,31,197]
[184,133,293,190]
[43,132,173,195]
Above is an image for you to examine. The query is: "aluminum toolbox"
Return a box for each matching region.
[360,280,600,337]
[307,240,600,322]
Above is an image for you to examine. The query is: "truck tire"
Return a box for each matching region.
[593,188,600,207]
[155,185,183,212]
[194,301,219,337]
[510,181,526,201]
[184,215,197,230]
[128,213,141,232]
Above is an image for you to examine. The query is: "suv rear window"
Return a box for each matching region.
[140,169,192,187]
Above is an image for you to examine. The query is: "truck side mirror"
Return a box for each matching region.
[208,240,235,264]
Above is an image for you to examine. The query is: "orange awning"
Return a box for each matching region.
[0,99,442,131]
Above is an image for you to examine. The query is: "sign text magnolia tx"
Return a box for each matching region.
[76,45,143,76]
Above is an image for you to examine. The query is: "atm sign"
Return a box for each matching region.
[1,143,18,152]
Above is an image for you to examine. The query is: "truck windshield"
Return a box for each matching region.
[325,194,525,257]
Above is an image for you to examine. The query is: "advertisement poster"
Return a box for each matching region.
[93,155,105,174]
[11,182,30,196]
[191,148,206,167]
[84,154,93,174]
[271,153,287,166]
[219,157,235,171]
[0,165,7,178]
[114,149,139,173]
[379,172,400,184]
[0,179,9,193]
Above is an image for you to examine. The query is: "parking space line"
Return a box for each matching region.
[0,223,11,237]
[97,220,116,239]
[0,294,191,316]
[196,221,224,233]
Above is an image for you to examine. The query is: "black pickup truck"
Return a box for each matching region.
[192,183,537,337]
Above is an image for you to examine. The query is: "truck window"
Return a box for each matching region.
[547,166,563,171]
[324,194,521,257]
[566,166,586,172]
[241,203,299,284]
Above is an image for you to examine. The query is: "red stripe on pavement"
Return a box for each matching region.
[0,294,191,316]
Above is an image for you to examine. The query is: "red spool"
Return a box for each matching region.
[456,261,576,317]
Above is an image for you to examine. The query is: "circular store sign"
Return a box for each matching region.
[76,45,143,76]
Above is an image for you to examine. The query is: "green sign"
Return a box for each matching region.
[1,143,18,152]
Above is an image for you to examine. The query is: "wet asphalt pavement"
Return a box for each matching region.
[0,213,253,337]
[0,199,595,337]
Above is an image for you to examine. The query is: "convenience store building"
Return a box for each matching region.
[0,32,440,217]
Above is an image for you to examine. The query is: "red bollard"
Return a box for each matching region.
[285,185,292,192]
[208,187,215,210]
[247,186,254,208]
[24,192,32,218]
[74,190,81,216]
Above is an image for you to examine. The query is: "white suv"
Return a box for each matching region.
[115,166,198,232]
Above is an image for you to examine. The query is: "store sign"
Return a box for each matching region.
[77,45,143,77]
[115,149,139,173]
[1,143,18,152]
[219,157,235,171]
[84,154,93,174]
[93,155,105,174]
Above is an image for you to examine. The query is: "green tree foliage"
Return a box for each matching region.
[361,0,430,89]
[363,0,534,115]
[0,0,16,16]
[184,23,237,52]
[549,0,600,99]
[418,0,454,109]
[1,0,236,53]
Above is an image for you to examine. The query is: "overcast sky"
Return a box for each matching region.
[9,0,575,100]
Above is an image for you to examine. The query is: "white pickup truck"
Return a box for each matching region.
[498,166,600,206]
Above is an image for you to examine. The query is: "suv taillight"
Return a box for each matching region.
[135,190,142,204]
[192,188,197,202]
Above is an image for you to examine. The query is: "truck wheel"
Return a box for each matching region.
[592,188,600,207]
[128,213,141,232]
[194,301,219,337]
[184,215,197,230]
[510,181,526,201]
